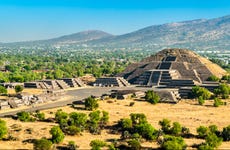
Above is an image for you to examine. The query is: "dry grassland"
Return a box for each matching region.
[0,98,230,149]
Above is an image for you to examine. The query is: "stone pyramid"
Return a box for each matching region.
[120,48,226,86]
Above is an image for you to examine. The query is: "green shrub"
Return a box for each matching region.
[69,112,87,131]
[0,86,7,95]
[208,125,219,135]
[100,111,109,126]
[213,98,223,107]
[159,118,171,134]
[198,144,214,150]
[68,141,78,150]
[207,75,220,82]
[15,85,24,93]
[34,112,45,121]
[119,118,133,130]
[66,125,81,135]
[0,119,7,139]
[197,126,209,138]
[222,125,230,141]
[50,126,65,143]
[128,139,141,150]
[171,122,182,136]
[161,135,186,150]
[192,86,212,100]
[198,96,205,105]
[33,138,52,150]
[214,84,230,99]
[85,96,99,111]
[134,123,157,140]
[222,75,230,82]
[90,139,107,150]
[17,111,35,122]
[55,109,68,123]
[88,110,101,134]
[205,133,222,148]
[130,113,147,125]
[145,90,160,104]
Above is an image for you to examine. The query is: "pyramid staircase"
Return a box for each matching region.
[116,77,130,86]
[61,78,85,88]
[42,80,60,89]
[94,77,130,87]
[134,69,180,87]
[74,78,85,87]
[158,70,180,86]
[56,80,70,89]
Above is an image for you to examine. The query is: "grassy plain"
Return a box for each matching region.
[0,98,230,149]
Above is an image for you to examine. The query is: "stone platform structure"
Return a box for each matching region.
[24,78,85,90]
[119,48,226,99]
[120,49,226,86]
[93,77,130,87]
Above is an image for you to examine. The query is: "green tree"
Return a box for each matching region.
[0,86,7,95]
[145,90,160,104]
[33,138,53,150]
[15,85,24,93]
[50,126,65,143]
[0,119,7,139]
[53,69,63,79]
[90,139,107,150]
[85,96,99,111]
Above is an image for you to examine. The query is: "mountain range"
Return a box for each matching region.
[2,15,230,51]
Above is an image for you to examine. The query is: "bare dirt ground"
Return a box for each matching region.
[0,98,230,149]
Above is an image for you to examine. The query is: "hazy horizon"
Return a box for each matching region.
[1,0,230,43]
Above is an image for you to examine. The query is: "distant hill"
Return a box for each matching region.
[48,30,114,44]
[2,15,230,51]
[89,15,230,51]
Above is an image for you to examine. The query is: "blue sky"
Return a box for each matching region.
[1,0,230,42]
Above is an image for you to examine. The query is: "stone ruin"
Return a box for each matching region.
[119,48,226,99]
[0,90,66,110]
[93,77,130,87]
[24,78,85,90]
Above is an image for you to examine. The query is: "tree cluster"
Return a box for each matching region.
[54,109,109,136]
